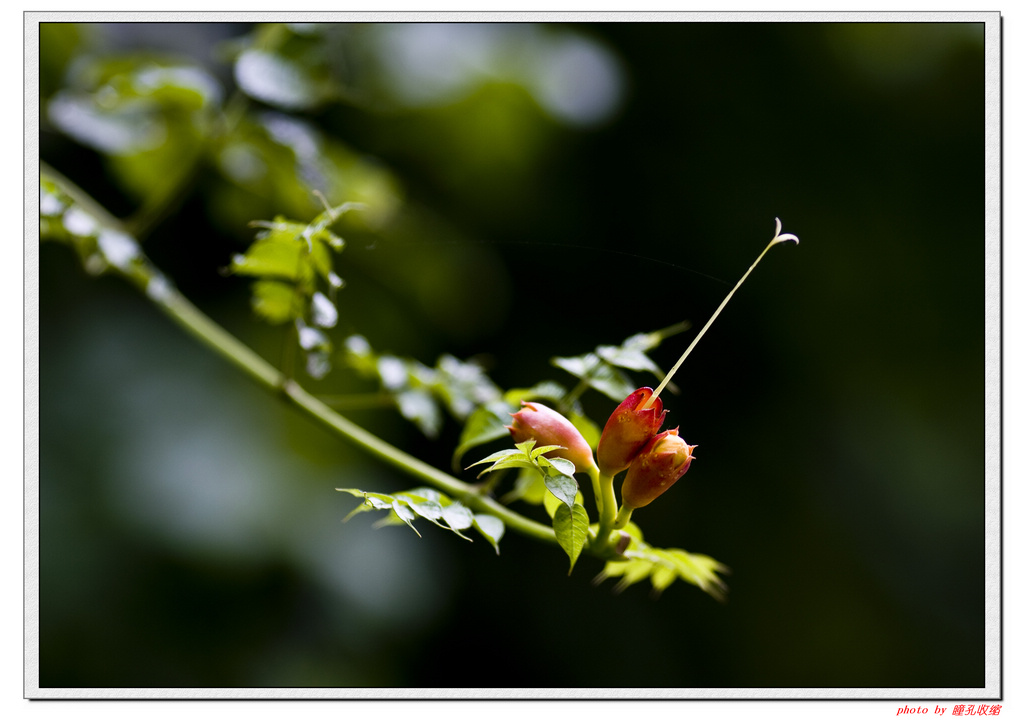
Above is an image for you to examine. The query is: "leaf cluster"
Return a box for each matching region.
[470,439,589,573]
[337,487,504,554]
[594,523,730,600]
[230,204,360,378]
[341,335,504,438]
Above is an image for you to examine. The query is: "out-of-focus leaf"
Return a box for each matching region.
[500,468,547,506]
[395,388,442,438]
[231,236,307,280]
[453,401,516,469]
[503,381,567,406]
[568,411,602,450]
[310,292,338,328]
[47,56,222,201]
[250,280,301,324]
[551,352,634,401]
[592,528,729,600]
[434,354,503,420]
[235,48,334,110]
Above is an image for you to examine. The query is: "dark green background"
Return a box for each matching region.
[39,21,987,688]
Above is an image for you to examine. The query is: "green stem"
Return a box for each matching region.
[644,225,798,409]
[586,466,603,511]
[318,392,397,410]
[598,472,617,531]
[613,503,634,530]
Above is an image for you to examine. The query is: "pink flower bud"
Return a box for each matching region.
[507,401,596,473]
[596,387,667,476]
[620,428,696,509]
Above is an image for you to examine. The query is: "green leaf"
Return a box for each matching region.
[234,48,335,111]
[453,401,515,468]
[441,502,473,530]
[468,448,523,468]
[551,352,634,401]
[407,498,444,522]
[472,514,505,554]
[231,235,308,280]
[568,411,602,450]
[543,489,583,519]
[591,528,729,600]
[500,468,547,506]
[553,503,590,574]
[528,444,566,460]
[541,456,576,478]
[541,469,578,510]
[391,500,421,537]
[395,388,442,438]
[503,381,567,405]
[433,354,503,420]
[579,362,635,401]
[514,439,537,455]
[250,280,302,323]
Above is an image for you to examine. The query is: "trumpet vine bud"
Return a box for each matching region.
[620,428,696,509]
[507,401,597,473]
[596,387,667,476]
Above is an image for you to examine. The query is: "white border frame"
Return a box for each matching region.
[24,10,1002,701]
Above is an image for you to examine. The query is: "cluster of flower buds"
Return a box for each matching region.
[597,387,695,509]
[506,401,597,473]
[505,386,695,512]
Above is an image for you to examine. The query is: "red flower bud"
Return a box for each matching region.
[507,401,596,473]
[596,387,667,476]
[620,428,696,509]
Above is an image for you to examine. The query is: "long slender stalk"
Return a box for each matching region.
[643,219,799,409]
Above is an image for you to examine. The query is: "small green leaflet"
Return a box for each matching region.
[337,487,504,554]
[472,515,505,554]
[535,456,578,509]
[231,204,358,380]
[553,503,590,574]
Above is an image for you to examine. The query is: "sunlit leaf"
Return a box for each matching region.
[472,514,505,554]
[391,500,421,537]
[540,468,578,510]
[553,502,589,574]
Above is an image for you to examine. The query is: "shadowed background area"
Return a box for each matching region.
[38,21,986,688]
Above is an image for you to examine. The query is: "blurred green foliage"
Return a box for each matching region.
[39,21,987,689]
